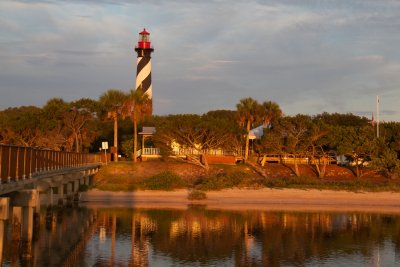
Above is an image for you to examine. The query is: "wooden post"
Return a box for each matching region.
[57,183,64,205]
[0,219,4,265]
[21,206,34,258]
[29,148,34,176]
[45,150,49,171]
[47,187,54,207]
[7,145,11,182]
[11,207,22,241]
[0,198,10,220]
[0,145,2,184]
[15,147,20,181]
[22,147,27,180]
[111,213,116,266]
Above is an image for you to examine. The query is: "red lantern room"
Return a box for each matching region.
[137,28,151,49]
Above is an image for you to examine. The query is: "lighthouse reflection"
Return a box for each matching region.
[1,207,400,266]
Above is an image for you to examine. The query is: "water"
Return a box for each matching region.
[1,206,400,266]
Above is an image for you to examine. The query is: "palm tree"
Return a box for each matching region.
[236,97,261,162]
[99,89,128,162]
[122,89,151,163]
[261,100,282,126]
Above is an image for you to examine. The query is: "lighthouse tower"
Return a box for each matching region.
[135,28,154,114]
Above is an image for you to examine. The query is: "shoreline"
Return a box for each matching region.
[81,188,400,213]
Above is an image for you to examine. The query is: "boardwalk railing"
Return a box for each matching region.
[259,153,337,165]
[142,148,160,155]
[0,144,102,184]
[172,148,242,157]
[136,147,244,159]
[136,148,160,157]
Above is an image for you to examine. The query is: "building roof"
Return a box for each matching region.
[249,125,266,139]
[139,28,150,35]
[139,126,156,135]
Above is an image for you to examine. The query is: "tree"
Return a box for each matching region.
[122,89,151,163]
[307,120,331,178]
[0,106,42,146]
[154,114,237,171]
[63,108,90,152]
[370,143,400,179]
[261,101,282,126]
[204,110,244,153]
[206,110,237,121]
[368,122,400,178]
[37,98,70,150]
[331,125,376,178]
[99,89,129,161]
[380,122,400,153]
[262,115,313,177]
[0,99,99,151]
[40,98,69,130]
[62,99,98,152]
[314,112,369,127]
[236,98,261,162]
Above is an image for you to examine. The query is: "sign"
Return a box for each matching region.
[102,142,109,150]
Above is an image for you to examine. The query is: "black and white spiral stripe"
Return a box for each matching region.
[136,55,152,99]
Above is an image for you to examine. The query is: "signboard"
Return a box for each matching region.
[102,142,109,150]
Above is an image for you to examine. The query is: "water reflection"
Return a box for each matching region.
[1,205,400,266]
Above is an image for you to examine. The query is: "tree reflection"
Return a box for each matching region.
[2,207,400,266]
[150,208,242,264]
[145,209,400,266]
[91,208,400,266]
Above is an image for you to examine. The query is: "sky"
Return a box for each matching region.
[1,0,400,122]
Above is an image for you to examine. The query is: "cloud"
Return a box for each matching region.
[0,0,400,122]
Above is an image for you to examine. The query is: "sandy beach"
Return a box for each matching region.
[81,188,400,213]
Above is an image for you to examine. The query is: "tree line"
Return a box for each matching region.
[1,92,399,177]
[0,89,150,163]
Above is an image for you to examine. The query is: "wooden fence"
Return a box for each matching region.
[259,153,337,166]
[172,148,242,157]
[0,144,102,184]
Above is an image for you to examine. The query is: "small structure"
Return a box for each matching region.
[249,124,266,140]
[138,127,160,158]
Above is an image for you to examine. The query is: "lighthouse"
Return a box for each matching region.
[135,28,154,114]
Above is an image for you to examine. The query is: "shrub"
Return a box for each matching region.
[264,177,289,188]
[229,171,248,186]
[187,190,207,200]
[121,139,134,160]
[142,171,186,190]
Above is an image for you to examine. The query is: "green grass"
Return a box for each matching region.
[141,171,187,190]
[91,161,400,193]
[194,171,251,190]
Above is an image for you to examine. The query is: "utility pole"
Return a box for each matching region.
[376,95,380,138]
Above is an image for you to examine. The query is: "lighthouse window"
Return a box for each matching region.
[141,35,148,42]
